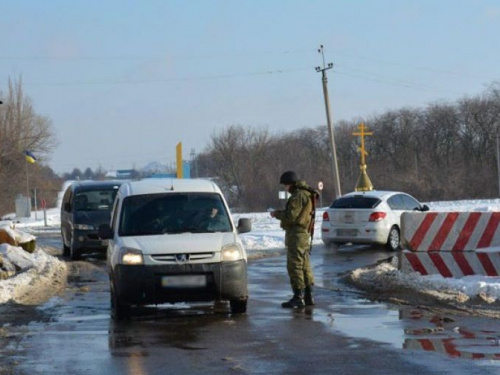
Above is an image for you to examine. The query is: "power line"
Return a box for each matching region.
[24,67,311,87]
[0,48,316,62]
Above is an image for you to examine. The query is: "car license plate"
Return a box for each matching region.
[161,275,206,288]
[344,213,354,223]
[337,229,357,236]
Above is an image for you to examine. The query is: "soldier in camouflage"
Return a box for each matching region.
[271,171,315,308]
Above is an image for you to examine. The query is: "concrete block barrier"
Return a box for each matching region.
[400,250,500,277]
[401,212,500,252]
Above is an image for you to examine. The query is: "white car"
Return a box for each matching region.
[321,190,429,251]
[99,178,251,320]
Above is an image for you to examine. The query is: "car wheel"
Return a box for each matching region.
[70,235,81,261]
[110,278,130,320]
[230,299,247,314]
[62,231,70,256]
[386,226,400,251]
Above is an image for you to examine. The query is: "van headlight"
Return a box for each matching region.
[74,224,94,230]
[221,243,243,262]
[119,248,144,265]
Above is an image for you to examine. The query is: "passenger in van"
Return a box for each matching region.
[189,200,230,232]
[200,205,230,232]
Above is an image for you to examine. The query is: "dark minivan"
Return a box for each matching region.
[61,181,123,260]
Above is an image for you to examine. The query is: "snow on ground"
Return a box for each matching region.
[3,187,500,306]
[0,244,67,304]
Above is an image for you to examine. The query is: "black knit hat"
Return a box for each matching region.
[279,171,298,185]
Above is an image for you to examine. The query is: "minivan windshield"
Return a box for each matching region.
[74,188,119,212]
[119,192,232,236]
[331,196,381,209]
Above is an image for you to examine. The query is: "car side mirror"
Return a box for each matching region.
[237,218,252,234]
[421,204,430,212]
[64,202,72,212]
[98,224,114,240]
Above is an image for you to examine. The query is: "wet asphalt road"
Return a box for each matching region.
[3,233,500,374]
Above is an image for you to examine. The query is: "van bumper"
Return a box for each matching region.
[112,260,248,306]
[73,229,108,252]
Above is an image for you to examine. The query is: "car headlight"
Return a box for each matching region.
[119,248,144,265]
[74,224,94,230]
[221,243,243,262]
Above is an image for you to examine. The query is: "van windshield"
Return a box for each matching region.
[119,193,232,236]
[74,189,118,212]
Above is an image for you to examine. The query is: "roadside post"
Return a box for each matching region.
[318,181,324,208]
[41,198,47,227]
[34,188,38,220]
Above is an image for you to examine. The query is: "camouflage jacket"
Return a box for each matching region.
[274,181,314,234]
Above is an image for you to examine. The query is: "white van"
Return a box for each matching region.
[99,178,251,320]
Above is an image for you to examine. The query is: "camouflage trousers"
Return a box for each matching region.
[285,232,314,290]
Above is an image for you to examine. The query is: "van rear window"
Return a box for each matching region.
[331,196,381,209]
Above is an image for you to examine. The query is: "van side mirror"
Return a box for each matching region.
[237,218,252,234]
[64,202,71,212]
[98,224,114,240]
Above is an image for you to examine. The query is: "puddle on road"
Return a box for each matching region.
[400,309,500,362]
[312,298,500,363]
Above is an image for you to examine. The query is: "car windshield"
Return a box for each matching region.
[119,192,232,236]
[331,196,381,209]
[74,188,118,212]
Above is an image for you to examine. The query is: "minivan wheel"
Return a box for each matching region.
[230,299,247,314]
[110,278,130,320]
[386,226,400,252]
[61,231,70,256]
[70,237,81,261]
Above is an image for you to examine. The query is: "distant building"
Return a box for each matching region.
[105,169,138,180]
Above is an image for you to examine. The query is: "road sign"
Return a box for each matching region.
[318,181,324,191]
[41,198,47,209]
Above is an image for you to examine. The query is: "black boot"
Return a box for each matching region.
[304,285,315,306]
[282,289,305,308]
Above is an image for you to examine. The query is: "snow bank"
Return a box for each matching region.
[0,246,67,304]
[347,259,500,308]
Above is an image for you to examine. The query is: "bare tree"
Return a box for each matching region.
[0,77,58,214]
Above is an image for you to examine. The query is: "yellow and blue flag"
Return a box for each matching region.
[25,150,37,164]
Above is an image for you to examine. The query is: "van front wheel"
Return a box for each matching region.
[230,299,247,314]
[110,278,130,320]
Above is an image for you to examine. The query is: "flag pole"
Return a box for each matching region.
[25,157,30,214]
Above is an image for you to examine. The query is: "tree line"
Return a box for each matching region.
[1,77,499,215]
[195,82,500,211]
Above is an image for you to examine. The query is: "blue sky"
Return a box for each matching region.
[1,0,499,173]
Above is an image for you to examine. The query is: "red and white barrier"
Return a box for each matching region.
[401,212,500,252]
[400,249,500,277]
[400,211,500,277]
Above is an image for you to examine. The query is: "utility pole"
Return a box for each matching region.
[316,45,341,199]
[496,126,500,197]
